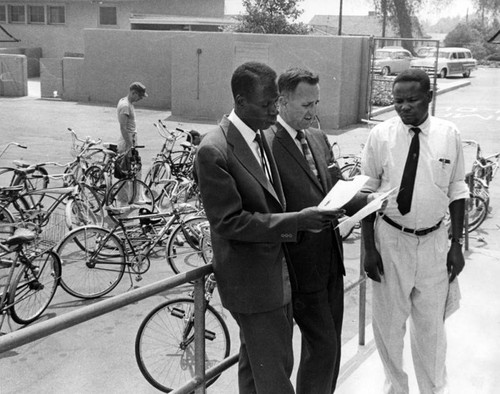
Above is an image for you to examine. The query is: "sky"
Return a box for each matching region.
[224,0,475,24]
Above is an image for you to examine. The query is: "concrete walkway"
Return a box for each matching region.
[336,243,500,393]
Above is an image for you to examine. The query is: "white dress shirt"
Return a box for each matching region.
[361,115,469,229]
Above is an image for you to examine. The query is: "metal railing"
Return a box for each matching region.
[0,259,369,392]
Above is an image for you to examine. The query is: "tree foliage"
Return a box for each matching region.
[226,0,310,34]
[445,18,500,60]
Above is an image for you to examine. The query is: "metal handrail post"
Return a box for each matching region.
[194,276,206,394]
[358,235,367,346]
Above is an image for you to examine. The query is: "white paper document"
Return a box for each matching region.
[336,187,397,236]
[318,175,370,210]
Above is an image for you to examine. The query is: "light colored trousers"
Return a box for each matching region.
[372,217,450,394]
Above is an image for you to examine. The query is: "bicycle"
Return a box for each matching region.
[55,204,210,299]
[134,272,230,392]
[145,121,198,204]
[0,227,61,332]
[83,144,156,223]
[62,128,103,186]
[0,170,104,244]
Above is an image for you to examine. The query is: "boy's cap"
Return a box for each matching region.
[130,82,148,97]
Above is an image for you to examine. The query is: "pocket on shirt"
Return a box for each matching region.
[431,159,452,188]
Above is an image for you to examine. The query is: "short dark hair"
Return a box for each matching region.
[231,62,277,100]
[278,67,319,94]
[393,69,430,92]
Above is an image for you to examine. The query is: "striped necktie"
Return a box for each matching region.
[296,130,320,179]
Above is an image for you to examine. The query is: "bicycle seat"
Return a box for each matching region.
[4,228,36,246]
[180,141,193,150]
[102,143,118,153]
[13,160,31,168]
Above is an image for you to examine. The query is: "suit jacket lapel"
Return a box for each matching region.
[221,117,282,206]
[275,123,324,193]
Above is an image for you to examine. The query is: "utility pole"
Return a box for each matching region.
[338,0,343,36]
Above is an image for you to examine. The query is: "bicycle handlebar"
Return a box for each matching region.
[0,142,28,159]
[67,128,101,146]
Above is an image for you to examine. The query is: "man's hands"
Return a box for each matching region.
[363,246,384,282]
[447,242,465,282]
[297,206,345,233]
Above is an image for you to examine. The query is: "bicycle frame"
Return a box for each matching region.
[94,207,200,279]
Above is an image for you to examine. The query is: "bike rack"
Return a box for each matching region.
[0,261,368,393]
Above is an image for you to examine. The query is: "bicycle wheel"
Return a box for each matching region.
[56,226,126,299]
[165,217,209,275]
[340,163,361,180]
[105,178,156,224]
[145,161,171,203]
[135,298,230,393]
[65,183,104,230]
[466,194,488,232]
[9,249,61,324]
[0,206,15,243]
[83,165,107,206]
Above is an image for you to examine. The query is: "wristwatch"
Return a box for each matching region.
[450,237,464,247]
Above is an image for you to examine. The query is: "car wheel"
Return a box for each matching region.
[462,69,471,78]
[381,66,390,76]
[439,68,447,78]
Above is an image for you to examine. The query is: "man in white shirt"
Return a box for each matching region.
[361,69,469,393]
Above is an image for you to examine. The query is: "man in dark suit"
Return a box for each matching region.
[265,68,368,393]
[195,62,343,394]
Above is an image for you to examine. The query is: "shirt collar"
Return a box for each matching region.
[278,115,300,140]
[401,115,431,135]
[228,109,259,145]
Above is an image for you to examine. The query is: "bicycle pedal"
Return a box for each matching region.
[135,275,143,282]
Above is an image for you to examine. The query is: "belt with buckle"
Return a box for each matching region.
[379,214,442,236]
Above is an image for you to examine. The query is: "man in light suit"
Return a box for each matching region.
[195,62,343,394]
[265,68,368,393]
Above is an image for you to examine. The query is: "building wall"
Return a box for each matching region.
[77,30,370,129]
[0,53,27,96]
[0,0,224,58]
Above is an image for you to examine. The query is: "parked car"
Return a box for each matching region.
[372,47,413,76]
[410,47,477,78]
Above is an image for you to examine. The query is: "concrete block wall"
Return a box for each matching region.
[40,58,63,98]
[0,54,28,97]
[74,30,370,129]
[0,47,41,77]
[62,57,85,101]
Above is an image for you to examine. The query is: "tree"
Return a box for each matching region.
[225,0,310,34]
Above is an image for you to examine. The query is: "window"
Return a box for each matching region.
[28,5,45,24]
[48,5,65,24]
[9,5,26,23]
[99,6,117,26]
[0,5,6,23]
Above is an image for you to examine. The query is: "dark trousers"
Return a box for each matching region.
[231,303,295,394]
[293,273,344,394]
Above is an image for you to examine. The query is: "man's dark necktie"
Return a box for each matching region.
[254,133,273,183]
[296,130,320,179]
[396,127,421,215]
